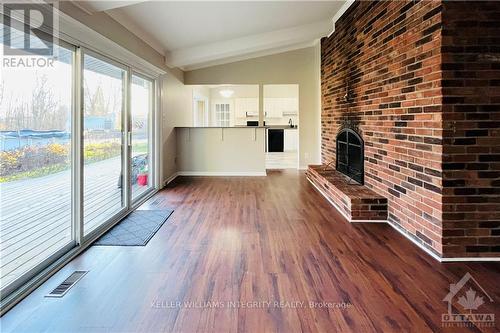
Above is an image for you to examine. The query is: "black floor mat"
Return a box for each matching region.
[93,209,174,246]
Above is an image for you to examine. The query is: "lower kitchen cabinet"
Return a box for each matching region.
[284,129,298,152]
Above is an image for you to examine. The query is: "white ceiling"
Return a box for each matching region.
[74,1,351,70]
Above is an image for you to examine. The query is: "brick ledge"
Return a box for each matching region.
[306,165,387,221]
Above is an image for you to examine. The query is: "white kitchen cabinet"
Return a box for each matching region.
[284,129,298,152]
[264,98,283,118]
[235,98,258,118]
[282,98,298,115]
[264,98,298,118]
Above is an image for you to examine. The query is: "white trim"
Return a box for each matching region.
[387,222,500,262]
[164,172,179,186]
[168,19,332,69]
[178,171,267,177]
[183,41,317,71]
[328,0,356,37]
[306,177,500,262]
[154,77,161,190]
[73,46,83,246]
[349,219,387,224]
[56,8,166,77]
[73,1,148,14]
[163,171,267,187]
[387,220,443,262]
[314,40,322,167]
[440,257,500,262]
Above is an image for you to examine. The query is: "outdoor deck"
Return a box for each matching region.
[0,157,148,291]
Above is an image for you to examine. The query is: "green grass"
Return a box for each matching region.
[132,142,148,154]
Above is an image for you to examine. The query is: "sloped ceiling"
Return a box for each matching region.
[72,1,352,70]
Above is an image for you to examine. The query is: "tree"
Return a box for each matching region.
[84,81,110,117]
[31,74,57,130]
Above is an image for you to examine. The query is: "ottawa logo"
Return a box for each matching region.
[442,272,495,328]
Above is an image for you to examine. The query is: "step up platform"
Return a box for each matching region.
[306,165,388,222]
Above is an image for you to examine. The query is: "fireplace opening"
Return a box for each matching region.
[336,129,364,184]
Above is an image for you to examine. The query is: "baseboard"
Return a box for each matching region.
[440,257,500,262]
[306,177,500,262]
[386,220,443,262]
[163,171,267,186]
[177,171,267,177]
[164,172,179,187]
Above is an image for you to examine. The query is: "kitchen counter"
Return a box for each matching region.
[178,126,297,129]
[265,125,298,130]
[178,126,268,128]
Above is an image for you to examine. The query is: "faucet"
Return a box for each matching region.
[288,118,293,127]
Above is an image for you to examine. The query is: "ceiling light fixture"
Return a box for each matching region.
[219,89,234,98]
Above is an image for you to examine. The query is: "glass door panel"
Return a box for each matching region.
[0,31,74,294]
[82,53,126,236]
[130,74,153,201]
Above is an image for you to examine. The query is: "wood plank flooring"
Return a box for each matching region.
[1,170,499,332]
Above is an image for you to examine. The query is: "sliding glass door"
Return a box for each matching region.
[0,16,158,304]
[130,74,154,202]
[82,52,127,236]
[0,27,75,295]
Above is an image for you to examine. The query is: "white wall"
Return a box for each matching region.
[176,127,266,175]
[185,45,322,169]
[161,69,193,183]
[264,84,299,98]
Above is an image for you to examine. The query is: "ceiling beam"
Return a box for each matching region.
[166,19,332,69]
[72,1,148,14]
[328,0,355,36]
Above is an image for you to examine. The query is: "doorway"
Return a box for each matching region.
[263,84,299,169]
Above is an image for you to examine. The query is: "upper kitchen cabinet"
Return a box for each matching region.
[264,98,282,118]
[235,98,259,118]
[264,84,299,125]
[283,97,298,115]
[265,98,298,117]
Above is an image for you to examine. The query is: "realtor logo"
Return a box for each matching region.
[2,2,55,56]
[1,1,59,69]
[442,272,495,328]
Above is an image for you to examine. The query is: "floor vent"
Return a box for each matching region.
[46,271,88,298]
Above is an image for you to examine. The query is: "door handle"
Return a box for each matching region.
[127,132,132,147]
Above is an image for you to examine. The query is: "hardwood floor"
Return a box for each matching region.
[1,170,499,332]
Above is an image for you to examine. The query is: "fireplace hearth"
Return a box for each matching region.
[336,129,364,184]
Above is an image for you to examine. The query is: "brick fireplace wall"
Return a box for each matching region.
[321,0,500,258]
[321,0,445,256]
[441,1,500,257]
